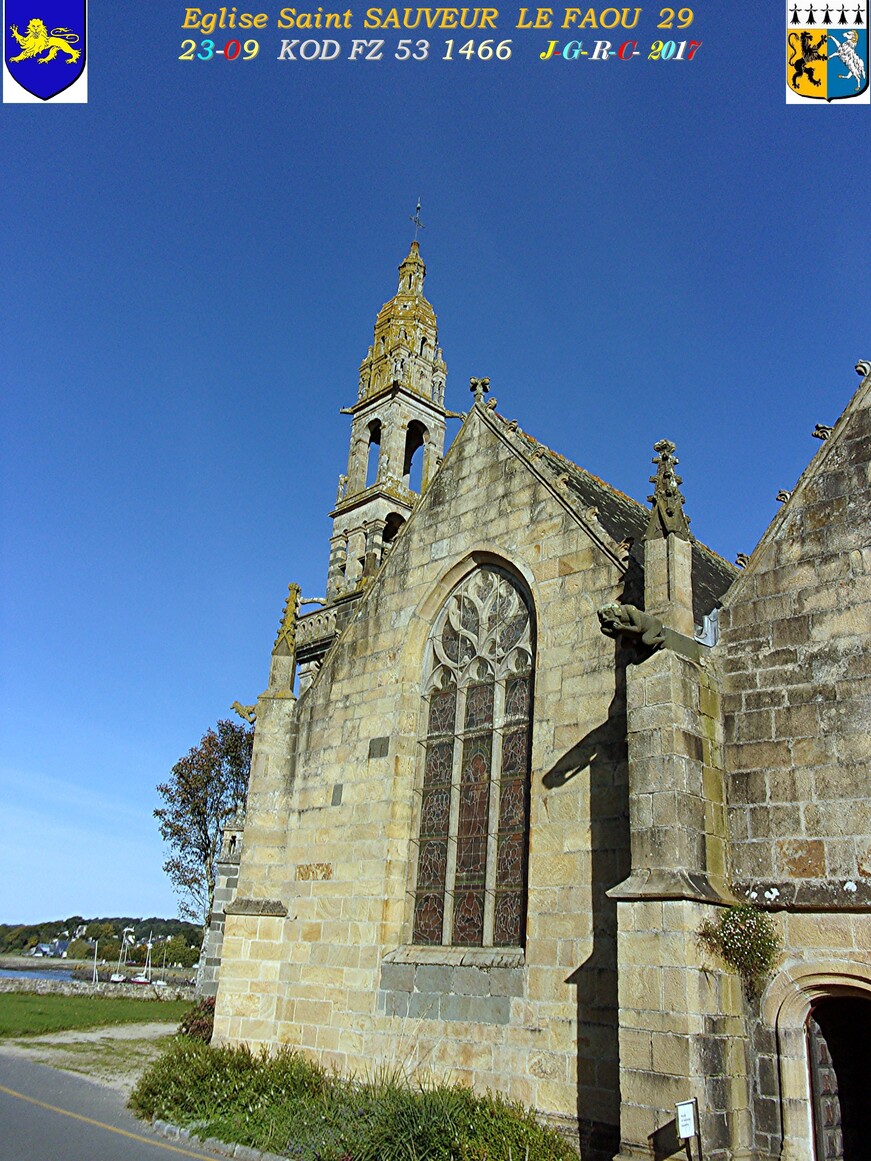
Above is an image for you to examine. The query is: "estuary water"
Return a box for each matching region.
[0,966,76,981]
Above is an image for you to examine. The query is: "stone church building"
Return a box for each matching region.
[210,242,871,1161]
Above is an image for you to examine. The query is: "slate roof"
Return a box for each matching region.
[512,425,737,626]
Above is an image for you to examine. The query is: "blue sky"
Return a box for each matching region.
[2,2,870,923]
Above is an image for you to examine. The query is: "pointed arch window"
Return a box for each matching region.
[413,567,533,948]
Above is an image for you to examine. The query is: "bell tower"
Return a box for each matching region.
[326,241,449,600]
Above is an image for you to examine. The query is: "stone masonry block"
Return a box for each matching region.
[438,994,478,1022]
[380,990,409,1017]
[452,965,491,995]
[651,1032,691,1077]
[737,710,774,743]
[379,962,414,992]
[777,838,825,877]
[774,703,820,739]
[784,913,853,951]
[489,968,524,997]
[414,964,453,994]
[408,991,441,1020]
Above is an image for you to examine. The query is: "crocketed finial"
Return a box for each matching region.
[469,377,490,404]
[644,439,691,541]
[273,583,301,656]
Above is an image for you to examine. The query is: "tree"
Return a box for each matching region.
[164,933,201,968]
[155,719,253,928]
[87,921,116,941]
[66,939,91,960]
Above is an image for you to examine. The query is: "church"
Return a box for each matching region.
[208,241,871,1161]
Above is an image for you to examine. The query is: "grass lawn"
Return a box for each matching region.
[0,993,192,1038]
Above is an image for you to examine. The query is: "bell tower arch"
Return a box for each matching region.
[327,241,449,601]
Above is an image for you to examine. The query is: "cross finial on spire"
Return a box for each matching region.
[410,198,425,242]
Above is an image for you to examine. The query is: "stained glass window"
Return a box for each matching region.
[412,567,533,948]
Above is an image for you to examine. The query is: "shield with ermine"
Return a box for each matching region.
[786,0,869,101]
[4,0,85,100]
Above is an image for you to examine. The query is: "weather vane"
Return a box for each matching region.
[410,198,425,241]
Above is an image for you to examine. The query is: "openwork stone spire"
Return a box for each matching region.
[644,438,691,541]
[356,241,446,407]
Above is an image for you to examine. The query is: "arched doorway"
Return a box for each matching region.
[808,996,871,1160]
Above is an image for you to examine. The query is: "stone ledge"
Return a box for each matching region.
[607,869,736,905]
[223,898,288,917]
[661,627,705,662]
[734,879,871,911]
[382,944,524,968]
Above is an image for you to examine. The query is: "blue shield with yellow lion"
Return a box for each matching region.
[4,0,85,99]
[787,0,869,101]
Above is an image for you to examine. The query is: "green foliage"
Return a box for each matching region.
[88,922,119,941]
[100,938,123,963]
[0,993,193,1038]
[155,719,253,926]
[0,918,202,956]
[130,1040,577,1161]
[699,904,780,994]
[177,996,215,1042]
[164,934,200,969]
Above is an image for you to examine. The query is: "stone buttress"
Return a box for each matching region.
[608,440,750,1161]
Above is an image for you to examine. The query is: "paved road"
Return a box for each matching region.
[0,1053,231,1160]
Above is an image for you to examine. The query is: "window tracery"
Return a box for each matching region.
[413,567,533,948]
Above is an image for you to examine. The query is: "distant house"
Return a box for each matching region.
[31,939,70,958]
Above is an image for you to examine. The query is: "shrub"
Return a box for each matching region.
[177,996,215,1042]
[699,904,780,995]
[130,1040,577,1161]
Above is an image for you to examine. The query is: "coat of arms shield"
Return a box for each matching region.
[4,0,85,100]
[786,0,869,101]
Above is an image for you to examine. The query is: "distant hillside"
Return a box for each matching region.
[0,916,202,955]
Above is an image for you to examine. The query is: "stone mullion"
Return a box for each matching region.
[483,679,506,945]
[442,681,467,944]
[421,435,437,491]
[346,427,369,494]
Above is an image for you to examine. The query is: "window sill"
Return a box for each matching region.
[382,945,524,969]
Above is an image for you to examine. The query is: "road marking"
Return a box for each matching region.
[0,1083,219,1157]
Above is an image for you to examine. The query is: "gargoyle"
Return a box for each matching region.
[597,603,665,650]
[231,701,257,725]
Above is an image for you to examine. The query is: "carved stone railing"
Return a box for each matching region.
[296,605,339,650]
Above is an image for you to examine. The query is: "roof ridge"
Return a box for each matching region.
[514,427,647,512]
[510,420,734,574]
[720,359,871,606]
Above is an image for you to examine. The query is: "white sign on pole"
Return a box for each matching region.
[676,1099,698,1139]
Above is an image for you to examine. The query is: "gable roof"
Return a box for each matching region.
[719,361,871,610]
[478,407,737,625]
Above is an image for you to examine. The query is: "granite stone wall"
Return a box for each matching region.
[214,407,633,1148]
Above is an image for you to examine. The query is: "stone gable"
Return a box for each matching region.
[720,372,871,899]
